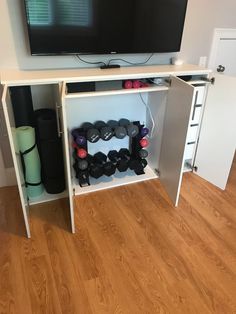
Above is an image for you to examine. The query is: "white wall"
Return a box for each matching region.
[1,0,236,70]
[179,0,236,65]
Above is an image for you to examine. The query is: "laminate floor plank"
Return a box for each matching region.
[0,159,235,313]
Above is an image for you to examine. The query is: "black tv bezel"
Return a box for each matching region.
[23,0,188,56]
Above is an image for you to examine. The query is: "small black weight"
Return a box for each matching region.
[90,163,103,179]
[139,149,148,159]
[114,126,127,139]
[108,120,127,139]
[94,152,116,176]
[108,150,129,172]
[81,122,100,143]
[78,159,88,170]
[100,126,113,141]
[107,120,119,128]
[126,124,139,137]
[94,120,107,129]
[119,118,130,127]
[87,128,100,143]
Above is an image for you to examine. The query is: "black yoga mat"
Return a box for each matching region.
[10,86,35,127]
[34,109,65,194]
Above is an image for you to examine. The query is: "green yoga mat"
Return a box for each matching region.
[17,126,44,198]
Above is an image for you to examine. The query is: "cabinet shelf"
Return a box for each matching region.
[72,165,158,196]
[28,189,68,205]
[65,84,169,99]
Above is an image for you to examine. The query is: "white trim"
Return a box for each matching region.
[208,28,236,70]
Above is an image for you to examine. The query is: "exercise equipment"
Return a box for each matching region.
[139,149,148,159]
[140,138,149,148]
[10,86,35,128]
[108,150,129,172]
[94,152,116,176]
[94,120,113,141]
[140,127,149,137]
[89,155,104,179]
[34,109,65,194]
[107,120,127,139]
[81,122,100,143]
[71,129,86,146]
[77,148,87,159]
[119,118,139,138]
[17,126,43,198]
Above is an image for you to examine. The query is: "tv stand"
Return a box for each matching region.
[2,64,235,238]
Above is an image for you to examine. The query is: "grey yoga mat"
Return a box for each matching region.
[17,126,44,198]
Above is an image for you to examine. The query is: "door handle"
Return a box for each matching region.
[217,65,225,73]
[191,91,199,121]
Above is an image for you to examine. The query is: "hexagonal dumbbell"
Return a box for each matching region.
[93,152,116,176]
[108,150,129,172]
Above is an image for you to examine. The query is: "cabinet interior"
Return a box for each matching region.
[65,90,168,195]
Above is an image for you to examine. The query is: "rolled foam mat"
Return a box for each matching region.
[34,109,65,194]
[17,126,44,198]
[10,86,35,127]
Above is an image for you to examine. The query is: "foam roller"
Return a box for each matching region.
[17,126,43,198]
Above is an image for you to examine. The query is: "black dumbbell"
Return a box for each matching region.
[78,159,88,170]
[119,148,131,159]
[119,118,139,138]
[119,148,144,172]
[94,152,116,176]
[94,120,113,141]
[139,149,148,159]
[81,122,100,143]
[77,170,90,187]
[107,120,127,139]
[88,155,103,179]
[108,150,129,172]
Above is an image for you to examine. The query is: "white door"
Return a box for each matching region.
[1,85,31,237]
[208,28,236,76]
[194,74,236,189]
[159,76,195,206]
[194,29,236,190]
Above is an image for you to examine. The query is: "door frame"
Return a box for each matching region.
[208,28,236,70]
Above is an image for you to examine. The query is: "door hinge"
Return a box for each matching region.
[155,168,160,176]
[73,188,75,196]
[200,77,215,85]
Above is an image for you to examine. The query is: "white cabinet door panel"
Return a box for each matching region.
[194,74,236,189]
[159,76,195,206]
[1,85,31,237]
[59,83,75,233]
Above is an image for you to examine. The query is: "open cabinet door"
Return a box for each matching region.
[56,82,75,233]
[159,76,195,206]
[1,85,31,237]
[194,74,236,189]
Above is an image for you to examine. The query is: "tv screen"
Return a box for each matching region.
[24,0,188,55]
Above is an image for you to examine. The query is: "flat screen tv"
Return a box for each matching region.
[24,0,188,55]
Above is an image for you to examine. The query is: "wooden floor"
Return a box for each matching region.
[0,161,236,314]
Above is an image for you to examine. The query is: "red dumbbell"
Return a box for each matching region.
[139,138,149,148]
[133,80,142,88]
[77,148,87,159]
[124,80,133,89]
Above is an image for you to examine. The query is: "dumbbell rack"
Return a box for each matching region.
[71,120,152,194]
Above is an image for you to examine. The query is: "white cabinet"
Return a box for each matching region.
[1,64,233,237]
